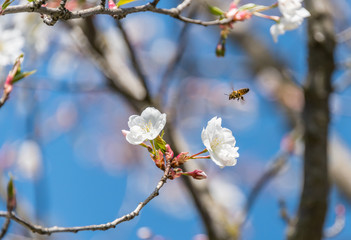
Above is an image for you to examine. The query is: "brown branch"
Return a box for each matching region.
[67,20,141,107]
[238,152,289,227]
[2,1,231,26]
[157,8,196,103]
[288,0,336,239]
[0,212,11,239]
[279,199,292,225]
[0,159,171,235]
[0,90,10,109]
[115,19,151,102]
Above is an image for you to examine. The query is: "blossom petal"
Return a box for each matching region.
[271,0,310,42]
[124,107,167,145]
[202,117,239,167]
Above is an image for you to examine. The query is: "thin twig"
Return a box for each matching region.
[157,8,195,103]
[2,1,231,26]
[59,0,67,9]
[0,159,171,235]
[115,19,151,102]
[0,212,11,239]
[279,199,292,225]
[175,0,192,13]
[239,153,289,226]
[68,23,138,102]
[0,90,10,109]
[100,0,106,8]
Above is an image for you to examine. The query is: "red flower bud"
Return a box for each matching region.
[187,169,207,180]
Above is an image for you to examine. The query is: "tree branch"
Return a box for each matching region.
[115,19,151,102]
[0,212,11,239]
[239,152,289,226]
[2,1,231,26]
[0,158,171,235]
[0,89,10,109]
[288,0,336,239]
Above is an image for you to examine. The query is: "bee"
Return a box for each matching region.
[225,88,250,101]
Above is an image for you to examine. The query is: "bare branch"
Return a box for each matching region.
[0,213,11,239]
[157,8,195,103]
[0,89,10,109]
[2,1,231,26]
[115,19,151,102]
[0,159,171,235]
[238,152,289,226]
[288,0,336,239]
[278,199,292,225]
[175,0,192,13]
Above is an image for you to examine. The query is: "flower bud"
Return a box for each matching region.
[215,38,226,57]
[121,130,128,137]
[165,144,174,161]
[234,11,252,21]
[7,176,16,212]
[169,168,183,180]
[108,0,117,9]
[151,149,165,170]
[171,152,189,167]
[187,169,207,180]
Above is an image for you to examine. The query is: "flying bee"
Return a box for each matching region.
[225,88,250,101]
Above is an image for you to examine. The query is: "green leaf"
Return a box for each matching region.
[208,5,224,16]
[12,70,36,84]
[239,3,267,12]
[154,135,166,152]
[1,0,14,11]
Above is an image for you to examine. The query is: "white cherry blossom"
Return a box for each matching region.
[270,0,311,42]
[124,107,166,145]
[201,117,239,167]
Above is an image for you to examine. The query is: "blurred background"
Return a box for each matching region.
[0,0,351,239]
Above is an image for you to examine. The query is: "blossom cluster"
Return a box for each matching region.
[211,0,311,56]
[123,107,239,180]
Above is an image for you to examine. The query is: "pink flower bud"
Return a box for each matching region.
[171,152,189,167]
[121,130,129,137]
[108,0,117,9]
[228,2,237,11]
[169,168,183,180]
[165,144,174,161]
[187,169,207,180]
[151,149,165,170]
[234,11,252,21]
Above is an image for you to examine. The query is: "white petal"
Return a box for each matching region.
[126,125,146,145]
[124,107,167,145]
[270,24,285,42]
[141,107,161,120]
[202,117,239,168]
[296,8,311,18]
